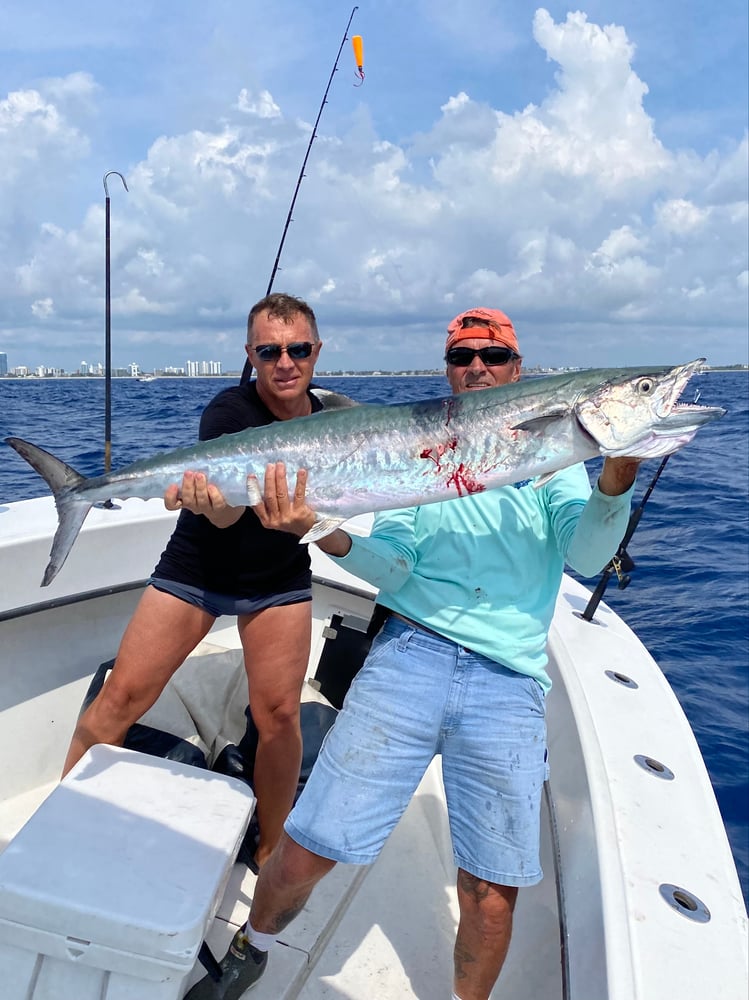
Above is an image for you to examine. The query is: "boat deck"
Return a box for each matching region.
[0,600,562,1000]
[0,498,744,999]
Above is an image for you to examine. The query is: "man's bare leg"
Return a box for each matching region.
[183,833,336,999]
[238,601,310,867]
[62,586,215,776]
[453,870,517,1000]
[249,831,337,934]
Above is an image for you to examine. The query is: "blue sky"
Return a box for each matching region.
[1,0,747,373]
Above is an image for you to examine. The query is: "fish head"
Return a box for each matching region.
[573,359,726,458]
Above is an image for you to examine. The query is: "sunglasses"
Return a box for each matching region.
[445,346,518,367]
[251,342,315,362]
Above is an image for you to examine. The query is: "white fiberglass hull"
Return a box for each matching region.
[0,496,745,999]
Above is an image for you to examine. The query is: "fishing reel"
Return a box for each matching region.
[612,550,635,590]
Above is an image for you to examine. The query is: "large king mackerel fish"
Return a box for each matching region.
[6,359,724,586]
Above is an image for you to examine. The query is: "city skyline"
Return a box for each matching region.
[0,354,225,378]
[1,348,746,380]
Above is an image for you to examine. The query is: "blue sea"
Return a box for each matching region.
[1,371,747,904]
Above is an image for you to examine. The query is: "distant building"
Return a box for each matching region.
[0,353,7,376]
[185,360,222,376]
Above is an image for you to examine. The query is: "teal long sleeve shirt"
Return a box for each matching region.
[337,463,634,693]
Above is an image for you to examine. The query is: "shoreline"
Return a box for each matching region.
[1,367,747,382]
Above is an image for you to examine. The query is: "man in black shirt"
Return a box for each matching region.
[62,293,331,869]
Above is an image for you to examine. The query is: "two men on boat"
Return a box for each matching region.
[185,307,642,1000]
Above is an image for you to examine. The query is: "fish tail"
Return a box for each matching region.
[5,437,93,586]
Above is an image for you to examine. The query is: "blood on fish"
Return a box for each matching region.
[442,399,457,425]
[420,437,458,472]
[446,463,486,496]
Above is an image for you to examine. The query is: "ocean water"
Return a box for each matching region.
[1,370,747,904]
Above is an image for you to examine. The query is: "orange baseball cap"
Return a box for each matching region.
[445,307,520,354]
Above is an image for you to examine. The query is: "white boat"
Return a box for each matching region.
[0,496,746,999]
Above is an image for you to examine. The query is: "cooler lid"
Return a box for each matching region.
[0,745,254,965]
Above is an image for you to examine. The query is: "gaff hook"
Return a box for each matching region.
[102,170,128,477]
[103,170,128,197]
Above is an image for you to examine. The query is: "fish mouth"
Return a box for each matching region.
[613,406,726,459]
[639,358,726,432]
[657,402,727,429]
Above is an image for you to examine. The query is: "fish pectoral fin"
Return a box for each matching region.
[532,471,559,489]
[300,515,348,544]
[512,406,569,433]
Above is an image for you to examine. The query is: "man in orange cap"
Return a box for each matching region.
[442,307,522,393]
[188,307,641,1000]
[446,307,520,349]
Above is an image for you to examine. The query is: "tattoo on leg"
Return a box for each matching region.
[454,937,476,983]
[458,869,491,901]
[268,895,309,935]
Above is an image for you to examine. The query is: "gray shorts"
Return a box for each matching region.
[148,577,311,618]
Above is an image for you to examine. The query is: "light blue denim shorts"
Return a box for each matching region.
[286,617,548,886]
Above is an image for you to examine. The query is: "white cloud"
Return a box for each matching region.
[236,89,281,119]
[656,199,709,234]
[30,297,54,319]
[0,80,90,189]
[594,226,648,261]
[441,93,471,115]
[0,7,746,372]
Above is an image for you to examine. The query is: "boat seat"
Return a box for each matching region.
[81,659,211,769]
[78,660,339,871]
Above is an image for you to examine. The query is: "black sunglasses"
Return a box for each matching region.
[445,346,518,367]
[251,342,315,362]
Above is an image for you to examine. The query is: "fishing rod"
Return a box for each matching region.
[103,170,128,475]
[581,455,671,622]
[240,5,360,384]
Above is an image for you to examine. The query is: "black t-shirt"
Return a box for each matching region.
[152,381,324,596]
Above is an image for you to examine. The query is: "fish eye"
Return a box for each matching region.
[636,377,655,395]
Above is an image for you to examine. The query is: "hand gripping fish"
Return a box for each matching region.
[6,360,724,586]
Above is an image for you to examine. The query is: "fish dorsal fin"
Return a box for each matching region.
[511,406,569,433]
[310,387,359,410]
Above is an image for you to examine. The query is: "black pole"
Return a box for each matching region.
[103,171,128,473]
[240,5,359,385]
[581,455,671,621]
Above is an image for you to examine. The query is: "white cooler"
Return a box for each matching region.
[0,744,255,1000]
